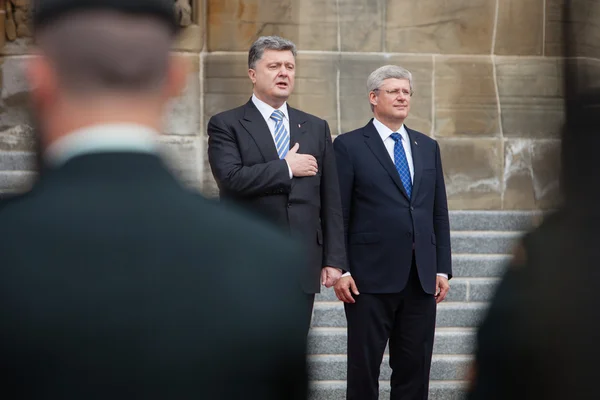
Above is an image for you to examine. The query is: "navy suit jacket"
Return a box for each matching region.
[333,120,452,294]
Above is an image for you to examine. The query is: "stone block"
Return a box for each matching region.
[205,53,339,133]
[204,53,253,123]
[0,170,36,192]
[451,254,510,277]
[309,381,467,400]
[434,57,500,137]
[0,125,36,152]
[468,278,501,302]
[307,327,476,355]
[0,56,32,133]
[438,139,503,210]
[545,0,600,58]
[202,136,220,198]
[0,150,35,170]
[503,139,561,210]
[311,302,488,328]
[385,0,496,54]
[163,54,200,136]
[307,354,472,380]
[339,0,384,52]
[451,231,523,254]
[496,57,565,138]
[433,328,476,354]
[288,54,339,134]
[435,302,488,328]
[158,135,203,190]
[207,0,338,51]
[174,24,204,53]
[444,279,467,302]
[449,210,545,231]
[339,54,433,134]
[494,0,544,55]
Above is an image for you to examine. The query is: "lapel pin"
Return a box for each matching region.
[415,141,418,145]
[298,124,301,128]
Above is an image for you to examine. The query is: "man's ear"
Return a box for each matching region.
[369,91,378,109]
[164,54,189,99]
[248,69,257,85]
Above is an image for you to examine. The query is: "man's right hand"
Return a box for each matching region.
[285,143,318,177]
[334,276,360,304]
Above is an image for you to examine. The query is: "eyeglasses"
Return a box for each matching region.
[373,88,413,97]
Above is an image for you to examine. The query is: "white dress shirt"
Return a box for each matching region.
[252,94,293,178]
[342,118,448,280]
[44,123,159,167]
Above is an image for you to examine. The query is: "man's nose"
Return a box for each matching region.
[278,66,289,76]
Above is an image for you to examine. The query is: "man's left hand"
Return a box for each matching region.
[321,267,342,288]
[435,276,450,304]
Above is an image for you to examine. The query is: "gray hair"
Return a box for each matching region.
[248,36,297,69]
[367,65,414,110]
[35,11,172,95]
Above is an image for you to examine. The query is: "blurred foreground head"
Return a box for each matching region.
[29,0,188,151]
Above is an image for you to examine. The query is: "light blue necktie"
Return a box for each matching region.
[390,132,412,198]
[270,110,290,159]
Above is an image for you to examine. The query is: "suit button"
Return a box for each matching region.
[410,206,414,211]
[287,203,292,208]
[407,232,412,237]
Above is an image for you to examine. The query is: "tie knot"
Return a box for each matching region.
[270,110,285,122]
[390,132,402,142]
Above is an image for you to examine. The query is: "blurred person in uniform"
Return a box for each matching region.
[0,1,308,399]
[207,35,347,334]
[467,1,599,399]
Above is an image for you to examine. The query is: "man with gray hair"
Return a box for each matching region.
[333,65,452,399]
[0,1,309,398]
[208,36,347,334]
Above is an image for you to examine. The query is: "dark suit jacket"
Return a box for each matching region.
[0,152,308,399]
[333,120,452,294]
[207,99,346,293]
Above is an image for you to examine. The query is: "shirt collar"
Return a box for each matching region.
[372,118,408,142]
[44,123,159,167]
[252,93,289,122]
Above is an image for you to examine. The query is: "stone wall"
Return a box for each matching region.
[2,0,597,209]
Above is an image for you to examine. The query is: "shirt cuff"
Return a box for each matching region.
[342,272,351,277]
[285,160,293,179]
[437,273,449,279]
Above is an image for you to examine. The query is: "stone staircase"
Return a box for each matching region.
[307,211,543,400]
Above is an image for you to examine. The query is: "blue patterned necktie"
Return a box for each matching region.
[270,110,290,159]
[390,132,412,198]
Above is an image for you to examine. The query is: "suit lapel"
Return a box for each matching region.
[363,120,410,200]
[287,106,307,147]
[239,99,279,161]
[406,126,423,200]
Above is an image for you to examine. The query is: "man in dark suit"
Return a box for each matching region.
[0,1,308,398]
[333,65,452,400]
[207,36,347,332]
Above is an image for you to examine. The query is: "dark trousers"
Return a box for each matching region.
[345,258,436,400]
[303,293,316,335]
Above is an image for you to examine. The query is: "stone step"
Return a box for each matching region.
[316,277,500,303]
[449,210,544,231]
[452,253,511,277]
[308,327,476,355]
[308,354,473,381]
[451,231,522,254]
[311,302,488,328]
[309,380,467,400]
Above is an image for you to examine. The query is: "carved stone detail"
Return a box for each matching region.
[174,0,193,27]
[1,0,195,49]
[3,0,31,42]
